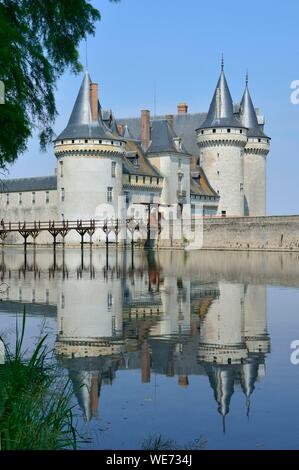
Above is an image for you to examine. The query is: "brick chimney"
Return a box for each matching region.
[166,114,174,128]
[90,82,98,122]
[117,124,124,136]
[178,375,189,388]
[177,102,188,114]
[141,341,151,383]
[141,109,150,150]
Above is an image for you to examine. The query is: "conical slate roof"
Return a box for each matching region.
[56,71,114,141]
[240,79,267,138]
[147,119,189,155]
[200,66,242,129]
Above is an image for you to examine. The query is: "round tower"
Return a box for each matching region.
[196,62,247,216]
[54,72,126,243]
[240,74,270,216]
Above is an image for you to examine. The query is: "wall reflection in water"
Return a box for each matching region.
[0,247,272,429]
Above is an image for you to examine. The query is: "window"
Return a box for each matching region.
[85,139,88,143]
[19,193,22,205]
[178,173,183,193]
[240,129,243,134]
[135,176,138,183]
[157,177,159,184]
[124,191,130,205]
[107,292,113,309]
[32,192,35,204]
[240,183,244,192]
[111,161,116,178]
[178,159,182,169]
[213,129,216,133]
[6,193,9,205]
[217,152,220,158]
[227,129,231,133]
[201,130,204,134]
[72,139,74,143]
[45,191,49,204]
[61,188,65,202]
[107,186,113,203]
[217,170,220,176]
[129,175,131,183]
[99,140,102,144]
[59,161,63,177]
[197,157,200,166]
[150,176,152,184]
[258,138,261,143]
[143,176,146,184]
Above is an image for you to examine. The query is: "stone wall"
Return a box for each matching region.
[202,215,299,251]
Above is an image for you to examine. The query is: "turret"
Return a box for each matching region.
[239,73,270,216]
[54,72,126,243]
[196,60,247,216]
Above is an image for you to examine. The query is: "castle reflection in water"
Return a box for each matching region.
[0,246,277,430]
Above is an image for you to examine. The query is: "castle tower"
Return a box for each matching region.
[196,62,247,216]
[198,282,247,364]
[240,74,270,216]
[54,72,126,242]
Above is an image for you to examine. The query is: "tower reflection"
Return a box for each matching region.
[0,247,271,427]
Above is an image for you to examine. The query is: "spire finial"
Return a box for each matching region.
[246,69,249,86]
[85,38,88,71]
[221,53,224,71]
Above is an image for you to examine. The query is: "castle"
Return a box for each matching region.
[0,62,270,245]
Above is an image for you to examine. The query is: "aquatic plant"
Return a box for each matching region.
[0,309,77,450]
[141,433,207,450]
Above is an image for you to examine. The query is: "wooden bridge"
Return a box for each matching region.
[0,218,149,249]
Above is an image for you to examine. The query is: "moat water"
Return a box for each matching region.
[1,246,299,450]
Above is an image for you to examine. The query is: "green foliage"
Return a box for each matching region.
[0,0,106,167]
[0,308,77,450]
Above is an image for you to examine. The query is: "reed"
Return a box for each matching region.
[0,308,77,450]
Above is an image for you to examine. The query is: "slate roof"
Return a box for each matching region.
[240,82,269,138]
[119,113,206,156]
[190,168,219,198]
[55,72,115,141]
[199,67,243,130]
[1,176,57,193]
[147,119,190,155]
[122,140,162,178]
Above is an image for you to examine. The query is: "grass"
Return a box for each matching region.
[141,433,207,450]
[0,308,77,450]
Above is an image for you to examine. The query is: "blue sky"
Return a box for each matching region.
[8,0,299,215]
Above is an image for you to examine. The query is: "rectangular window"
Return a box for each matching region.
[45,191,49,204]
[178,159,182,169]
[59,161,63,177]
[240,183,244,192]
[32,191,35,204]
[124,191,129,205]
[6,193,9,205]
[111,161,116,178]
[143,176,146,184]
[61,188,65,202]
[19,193,22,205]
[107,186,113,203]
[135,176,138,183]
